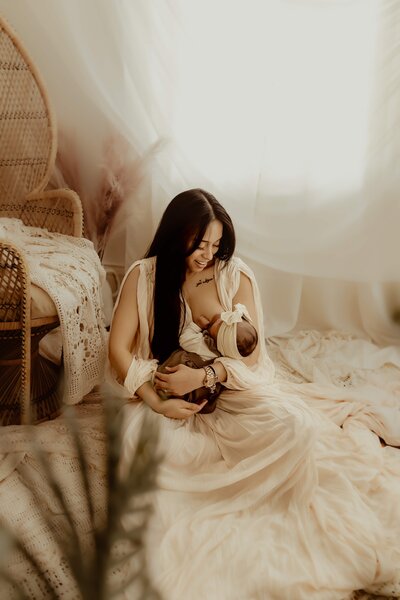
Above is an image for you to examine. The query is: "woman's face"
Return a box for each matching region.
[186,220,223,274]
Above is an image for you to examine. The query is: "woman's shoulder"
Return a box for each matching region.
[117,257,156,300]
[214,256,256,301]
[217,255,255,280]
[125,256,156,279]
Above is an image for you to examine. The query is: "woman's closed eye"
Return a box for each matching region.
[198,243,220,251]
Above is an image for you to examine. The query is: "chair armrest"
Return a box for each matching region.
[22,189,83,237]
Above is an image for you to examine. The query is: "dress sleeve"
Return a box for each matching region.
[213,355,271,390]
[213,257,275,389]
[124,356,159,396]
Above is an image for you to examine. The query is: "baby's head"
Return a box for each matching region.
[235,319,258,357]
[207,304,258,358]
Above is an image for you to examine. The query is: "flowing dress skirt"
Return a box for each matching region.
[120,381,400,600]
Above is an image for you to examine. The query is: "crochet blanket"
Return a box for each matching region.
[0,218,107,404]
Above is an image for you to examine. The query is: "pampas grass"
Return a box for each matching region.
[50,132,161,261]
[94,136,147,261]
[0,387,162,599]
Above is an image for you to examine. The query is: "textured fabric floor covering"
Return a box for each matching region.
[0,394,107,599]
[0,329,399,599]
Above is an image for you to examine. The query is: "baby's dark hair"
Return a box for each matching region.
[236,318,258,357]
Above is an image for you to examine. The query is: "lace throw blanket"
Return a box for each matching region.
[0,218,107,404]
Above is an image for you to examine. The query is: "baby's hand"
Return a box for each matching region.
[197,314,211,330]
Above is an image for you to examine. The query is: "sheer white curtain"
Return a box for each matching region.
[1,0,399,341]
[153,0,400,282]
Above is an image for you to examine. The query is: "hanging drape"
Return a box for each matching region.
[1,0,399,342]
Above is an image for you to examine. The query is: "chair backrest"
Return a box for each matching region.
[0,15,56,209]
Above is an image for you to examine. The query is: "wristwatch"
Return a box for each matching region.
[203,365,218,394]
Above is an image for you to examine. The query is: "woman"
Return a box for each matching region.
[109,189,400,600]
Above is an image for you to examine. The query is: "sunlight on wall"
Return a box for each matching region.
[171,0,378,200]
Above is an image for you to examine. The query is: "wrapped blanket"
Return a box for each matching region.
[0,218,107,404]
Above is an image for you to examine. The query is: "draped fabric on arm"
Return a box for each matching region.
[124,357,158,397]
[110,257,158,398]
[213,257,275,390]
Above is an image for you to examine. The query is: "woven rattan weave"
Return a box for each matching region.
[0,15,83,425]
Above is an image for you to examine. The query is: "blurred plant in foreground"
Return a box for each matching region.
[0,386,161,600]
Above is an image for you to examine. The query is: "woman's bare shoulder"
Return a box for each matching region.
[123,257,156,286]
[114,257,155,310]
[125,256,156,277]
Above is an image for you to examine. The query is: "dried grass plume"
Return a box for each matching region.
[50,132,161,260]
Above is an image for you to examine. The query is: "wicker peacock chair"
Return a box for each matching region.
[0,15,83,425]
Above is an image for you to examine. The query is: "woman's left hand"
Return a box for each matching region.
[154,364,204,397]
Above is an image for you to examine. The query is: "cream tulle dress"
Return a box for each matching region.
[113,256,400,600]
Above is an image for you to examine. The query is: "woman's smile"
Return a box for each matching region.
[186,220,223,274]
[194,259,209,268]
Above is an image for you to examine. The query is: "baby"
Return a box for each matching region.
[180,303,258,360]
[157,304,258,413]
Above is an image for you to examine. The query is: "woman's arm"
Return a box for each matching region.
[154,363,216,396]
[109,266,140,382]
[212,268,272,390]
[109,265,207,418]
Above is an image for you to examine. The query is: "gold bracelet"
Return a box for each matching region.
[203,365,217,393]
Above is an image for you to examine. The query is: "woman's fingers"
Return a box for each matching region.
[162,398,208,419]
[176,400,207,416]
[154,373,170,391]
[168,408,194,420]
[192,400,208,412]
[189,401,207,412]
[154,370,190,395]
[181,409,197,418]
[174,400,198,410]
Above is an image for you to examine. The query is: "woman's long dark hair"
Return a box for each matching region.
[145,188,235,362]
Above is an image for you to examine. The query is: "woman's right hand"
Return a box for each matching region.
[158,398,207,420]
